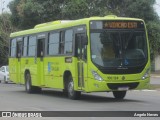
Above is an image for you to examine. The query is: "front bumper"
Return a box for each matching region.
[87,77,150,92]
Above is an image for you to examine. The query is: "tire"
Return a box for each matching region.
[113,91,126,99]
[25,73,41,93]
[25,73,33,93]
[63,89,68,96]
[67,76,81,100]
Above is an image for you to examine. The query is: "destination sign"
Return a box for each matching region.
[90,21,144,29]
[104,22,138,29]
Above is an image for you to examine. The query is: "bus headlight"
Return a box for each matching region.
[142,68,150,80]
[91,70,103,81]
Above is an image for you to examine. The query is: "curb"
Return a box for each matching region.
[150,73,160,78]
[150,75,160,78]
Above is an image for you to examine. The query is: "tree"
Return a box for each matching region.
[8,0,66,29]
[147,22,160,60]
[0,13,17,66]
[8,0,112,29]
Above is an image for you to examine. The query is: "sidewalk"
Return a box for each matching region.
[151,70,160,78]
[150,71,160,86]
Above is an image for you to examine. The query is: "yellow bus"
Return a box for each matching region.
[9,15,150,99]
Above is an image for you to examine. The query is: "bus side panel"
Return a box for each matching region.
[9,58,18,83]
[44,57,64,89]
[37,58,45,86]
[20,58,26,84]
[24,58,40,86]
[63,57,79,90]
[43,57,78,89]
[20,58,27,84]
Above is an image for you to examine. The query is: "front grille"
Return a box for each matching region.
[107,82,139,90]
[99,66,144,74]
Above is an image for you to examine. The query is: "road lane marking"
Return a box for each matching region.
[133,89,157,92]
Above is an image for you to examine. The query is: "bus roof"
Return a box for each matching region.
[10,15,144,38]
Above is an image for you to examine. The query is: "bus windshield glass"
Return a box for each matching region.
[90,21,148,69]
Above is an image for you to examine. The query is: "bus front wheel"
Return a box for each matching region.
[67,76,81,100]
[113,91,126,99]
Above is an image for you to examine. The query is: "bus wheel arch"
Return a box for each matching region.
[63,71,81,99]
[63,71,71,94]
[24,70,33,93]
[24,70,30,79]
[24,70,41,93]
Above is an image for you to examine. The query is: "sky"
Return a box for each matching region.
[1,0,160,16]
[154,0,160,16]
[0,0,12,13]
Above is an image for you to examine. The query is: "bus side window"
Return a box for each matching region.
[48,32,60,55]
[10,38,16,57]
[59,31,64,54]
[23,37,28,57]
[64,29,73,54]
[28,36,36,57]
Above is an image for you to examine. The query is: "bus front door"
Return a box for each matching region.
[76,33,87,90]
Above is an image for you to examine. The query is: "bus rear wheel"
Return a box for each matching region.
[113,91,126,99]
[25,73,41,93]
[67,76,81,100]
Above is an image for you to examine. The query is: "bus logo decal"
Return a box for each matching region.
[48,62,52,73]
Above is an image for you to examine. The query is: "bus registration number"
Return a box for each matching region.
[107,76,119,80]
[118,87,129,91]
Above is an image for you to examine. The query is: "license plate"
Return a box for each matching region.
[118,87,129,91]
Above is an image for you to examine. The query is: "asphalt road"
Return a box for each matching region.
[0,77,160,120]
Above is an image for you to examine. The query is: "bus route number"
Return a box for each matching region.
[107,76,119,80]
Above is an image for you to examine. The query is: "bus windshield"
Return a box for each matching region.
[90,30,148,68]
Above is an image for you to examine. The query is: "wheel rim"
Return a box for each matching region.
[68,81,74,97]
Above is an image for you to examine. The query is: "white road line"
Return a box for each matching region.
[151,76,160,78]
[133,89,157,92]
